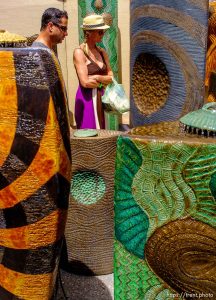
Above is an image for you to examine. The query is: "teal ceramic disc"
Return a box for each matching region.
[71,171,106,205]
[73,129,98,138]
[180,103,216,132]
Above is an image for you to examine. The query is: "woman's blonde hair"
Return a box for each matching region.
[83,30,91,56]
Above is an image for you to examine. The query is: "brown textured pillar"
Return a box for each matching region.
[64,130,121,275]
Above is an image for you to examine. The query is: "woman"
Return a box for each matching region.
[73,14,113,129]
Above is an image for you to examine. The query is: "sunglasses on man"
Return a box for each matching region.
[52,22,68,32]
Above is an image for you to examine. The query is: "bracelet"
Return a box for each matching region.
[98,82,103,89]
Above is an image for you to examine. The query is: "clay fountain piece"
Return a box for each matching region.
[180,102,216,137]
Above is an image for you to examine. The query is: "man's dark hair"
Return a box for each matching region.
[41,8,68,30]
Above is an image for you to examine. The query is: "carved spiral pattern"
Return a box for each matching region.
[145,218,216,297]
[130,1,208,126]
[114,135,216,299]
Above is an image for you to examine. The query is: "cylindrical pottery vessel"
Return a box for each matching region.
[65,130,121,275]
[0,48,71,299]
[130,0,209,127]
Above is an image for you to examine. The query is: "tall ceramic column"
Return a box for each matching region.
[65,130,121,275]
[0,48,71,299]
[130,0,209,127]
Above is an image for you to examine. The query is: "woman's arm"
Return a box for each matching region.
[73,48,99,88]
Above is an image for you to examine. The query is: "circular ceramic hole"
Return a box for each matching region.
[132,53,170,115]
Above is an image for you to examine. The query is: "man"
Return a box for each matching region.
[33,7,68,50]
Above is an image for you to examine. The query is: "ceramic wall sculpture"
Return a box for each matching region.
[64,130,120,275]
[130,0,209,127]
[180,102,216,137]
[78,0,119,79]
[0,48,71,299]
[114,134,216,299]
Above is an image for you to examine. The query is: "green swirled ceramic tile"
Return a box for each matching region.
[114,137,149,259]
[183,144,216,227]
[114,240,175,300]
[133,141,198,239]
[210,172,216,200]
[114,135,216,300]
[78,0,118,79]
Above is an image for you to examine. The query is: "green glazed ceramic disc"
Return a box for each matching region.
[73,129,98,138]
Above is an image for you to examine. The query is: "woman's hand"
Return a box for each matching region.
[95,74,113,86]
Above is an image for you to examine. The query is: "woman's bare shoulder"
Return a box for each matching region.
[73,45,85,58]
[74,43,86,52]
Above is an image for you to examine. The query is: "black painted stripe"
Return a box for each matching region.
[3,204,27,229]
[0,174,9,189]
[0,50,50,191]
[0,210,6,228]
[0,246,4,264]
[54,173,70,210]
[41,50,71,162]
[0,173,70,229]
[16,111,47,144]
[1,239,63,275]
[0,285,19,300]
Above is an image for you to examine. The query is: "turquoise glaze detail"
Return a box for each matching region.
[114,136,149,259]
[71,171,106,205]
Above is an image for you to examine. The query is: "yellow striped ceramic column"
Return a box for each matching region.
[0,48,71,300]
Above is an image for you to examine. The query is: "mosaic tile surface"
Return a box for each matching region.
[114,135,216,300]
[65,130,120,275]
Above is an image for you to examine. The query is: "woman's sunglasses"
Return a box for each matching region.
[97,30,105,36]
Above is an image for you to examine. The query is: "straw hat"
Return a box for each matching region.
[81,15,110,30]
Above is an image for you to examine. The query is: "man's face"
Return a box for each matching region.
[51,16,68,44]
